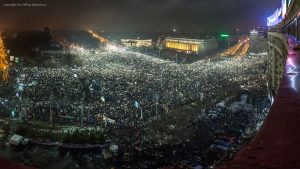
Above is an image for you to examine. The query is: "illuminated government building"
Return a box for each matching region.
[165,37,217,54]
[121,39,152,48]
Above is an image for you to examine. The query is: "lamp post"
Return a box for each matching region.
[140,106,143,120]
[49,92,54,126]
[80,93,85,128]
[154,93,159,117]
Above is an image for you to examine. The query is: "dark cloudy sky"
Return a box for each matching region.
[0,0,279,31]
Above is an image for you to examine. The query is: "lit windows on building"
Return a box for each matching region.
[165,41,199,52]
[164,37,217,54]
[121,39,152,48]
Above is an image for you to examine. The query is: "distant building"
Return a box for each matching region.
[121,39,152,47]
[42,26,51,33]
[40,50,71,57]
[164,37,217,54]
[35,42,70,57]
[250,30,260,41]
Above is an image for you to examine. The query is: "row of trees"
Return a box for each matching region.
[63,129,105,144]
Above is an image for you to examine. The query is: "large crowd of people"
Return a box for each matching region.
[2,45,270,168]
[13,46,267,126]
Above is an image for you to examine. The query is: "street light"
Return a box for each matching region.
[49,92,54,126]
[134,101,143,120]
[195,82,200,99]
[154,93,159,117]
[80,93,85,128]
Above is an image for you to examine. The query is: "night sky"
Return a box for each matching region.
[0,0,279,32]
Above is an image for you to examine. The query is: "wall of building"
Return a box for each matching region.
[267,32,288,96]
[121,39,152,48]
[165,40,199,53]
[164,37,217,54]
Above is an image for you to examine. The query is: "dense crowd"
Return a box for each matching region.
[0,45,271,168]
[13,47,267,127]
